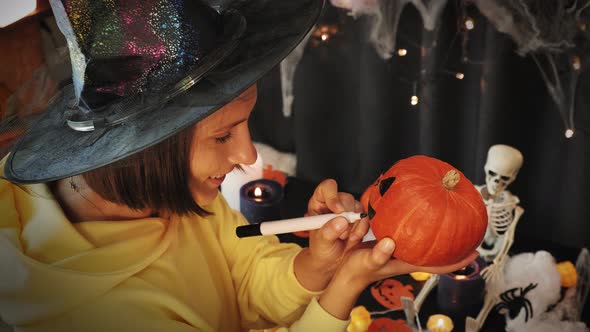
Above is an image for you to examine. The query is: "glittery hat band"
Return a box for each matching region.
[50,0,245,132]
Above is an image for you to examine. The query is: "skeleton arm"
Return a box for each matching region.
[484,206,524,278]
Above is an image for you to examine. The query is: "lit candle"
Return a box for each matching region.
[221,151,263,211]
[426,314,454,332]
[347,306,372,332]
[239,179,283,224]
[436,257,486,319]
[410,272,432,281]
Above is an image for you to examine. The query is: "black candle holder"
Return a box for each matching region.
[239,179,284,224]
[437,256,487,319]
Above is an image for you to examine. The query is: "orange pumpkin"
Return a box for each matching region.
[361,155,487,266]
[368,318,412,332]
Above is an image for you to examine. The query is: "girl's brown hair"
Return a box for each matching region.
[82,125,210,217]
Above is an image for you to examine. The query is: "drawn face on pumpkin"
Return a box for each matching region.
[360,173,396,222]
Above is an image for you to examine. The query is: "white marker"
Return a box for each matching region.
[236,212,367,238]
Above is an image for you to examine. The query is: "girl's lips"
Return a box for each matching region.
[208,174,226,187]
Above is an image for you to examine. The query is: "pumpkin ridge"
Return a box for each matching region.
[419,190,451,265]
[451,188,487,228]
[390,190,440,259]
[453,191,487,247]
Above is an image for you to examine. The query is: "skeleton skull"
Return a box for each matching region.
[484,145,524,197]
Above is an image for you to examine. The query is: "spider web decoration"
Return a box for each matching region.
[327,0,590,137]
[530,51,581,135]
[471,0,590,136]
[471,0,589,56]
[280,31,311,117]
[330,0,449,59]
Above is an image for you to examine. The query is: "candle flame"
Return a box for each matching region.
[254,187,263,197]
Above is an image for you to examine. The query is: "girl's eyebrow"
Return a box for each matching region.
[214,117,249,132]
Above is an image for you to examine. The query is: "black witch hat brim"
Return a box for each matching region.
[5,0,324,184]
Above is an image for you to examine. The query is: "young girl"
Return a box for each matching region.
[0,0,476,330]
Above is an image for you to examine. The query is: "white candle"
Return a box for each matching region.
[221,151,263,211]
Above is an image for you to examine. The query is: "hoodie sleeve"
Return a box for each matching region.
[274,297,350,332]
[212,195,349,330]
[0,172,23,251]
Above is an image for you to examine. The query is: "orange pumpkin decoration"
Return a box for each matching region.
[368,318,412,332]
[370,278,414,310]
[361,155,487,266]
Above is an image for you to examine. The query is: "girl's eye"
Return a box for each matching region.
[215,132,232,143]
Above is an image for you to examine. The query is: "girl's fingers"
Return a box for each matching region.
[337,192,357,212]
[354,200,363,213]
[308,179,344,215]
[368,238,395,269]
[348,217,369,242]
[314,216,349,243]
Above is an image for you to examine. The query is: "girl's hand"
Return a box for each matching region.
[319,238,478,319]
[293,179,369,291]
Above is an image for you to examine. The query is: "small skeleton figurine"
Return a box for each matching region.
[476,144,524,263]
[465,145,525,332]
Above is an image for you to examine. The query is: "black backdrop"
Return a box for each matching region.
[250,3,590,249]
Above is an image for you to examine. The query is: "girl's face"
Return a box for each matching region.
[188,85,258,205]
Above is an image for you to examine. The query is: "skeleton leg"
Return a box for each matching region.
[466,293,500,332]
[401,274,440,326]
[467,206,524,331]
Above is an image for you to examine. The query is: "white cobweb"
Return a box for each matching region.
[326,0,590,134]
[330,0,590,57]
[330,0,449,59]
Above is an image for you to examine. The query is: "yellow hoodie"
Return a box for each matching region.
[0,163,348,331]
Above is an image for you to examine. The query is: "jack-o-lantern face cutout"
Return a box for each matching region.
[370,278,414,310]
[360,155,488,267]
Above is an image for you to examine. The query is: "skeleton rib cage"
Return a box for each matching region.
[487,191,520,236]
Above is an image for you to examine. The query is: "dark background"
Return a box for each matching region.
[250,2,590,250]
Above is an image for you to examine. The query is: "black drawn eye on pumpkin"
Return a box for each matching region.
[379,177,396,196]
[366,177,396,220]
[368,201,376,219]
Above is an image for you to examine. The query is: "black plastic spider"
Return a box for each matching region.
[493,283,538,322]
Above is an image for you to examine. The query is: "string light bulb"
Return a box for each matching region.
[397,48,408,56]
[572,55,581,71]
[455,72,465,80]
[565,129,574,138]
[410,82,419,106]
[311,24,339,46]
[464,17,475,30]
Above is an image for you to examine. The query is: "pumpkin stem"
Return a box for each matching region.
[442,170,460,190]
